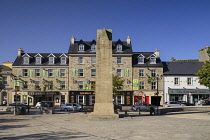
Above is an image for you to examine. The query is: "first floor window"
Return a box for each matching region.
[35,81,40,90]
[151,82,156,89]
[90,81,95,90]
[60,81,66,89]
[151,70,156,77]
[187,78,192,85]
[117,69,122,77]
[117,57,122,64]
[48,81,53,90]
[174,77,179,85]
[2,77,7,85]
[78,81,84,89]
[78,57,84,64]
[23,81,28,89]
[91,69,96,77]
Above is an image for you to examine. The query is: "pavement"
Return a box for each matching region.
[1,108,210,140]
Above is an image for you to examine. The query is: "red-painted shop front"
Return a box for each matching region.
[134,91,149,105]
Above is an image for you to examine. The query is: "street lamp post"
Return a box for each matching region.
[154,74,162,115]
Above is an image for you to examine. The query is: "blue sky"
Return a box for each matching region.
[0,0,210,64]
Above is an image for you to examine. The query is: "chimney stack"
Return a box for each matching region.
[71,36,76,45]
[18,48,24,56]
[126,36,131,44]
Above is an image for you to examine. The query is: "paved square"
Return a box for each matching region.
[1,111,210,140]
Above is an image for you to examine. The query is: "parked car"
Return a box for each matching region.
[131,103,156,114]
[60,103,82,111]
[164,101,186,107]
[9,103,30,109]
[83,103,122,113]
[35,102,42,108]
[202,100,210,106]
[178,101,194,106]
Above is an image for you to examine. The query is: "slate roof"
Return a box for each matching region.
[68,39,132,55]
[162,62,204,75]
[0,65,12,72]
[13,53,68,66]
[132,52,163,67]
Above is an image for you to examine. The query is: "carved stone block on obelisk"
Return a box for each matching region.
[88,29,119,120]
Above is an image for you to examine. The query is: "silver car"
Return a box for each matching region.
[164,101,186,107]
[60,103,82,111]
[131,103,156,112]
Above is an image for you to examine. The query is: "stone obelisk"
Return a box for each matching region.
[88,29,119,120]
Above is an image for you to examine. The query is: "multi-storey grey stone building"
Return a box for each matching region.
[2,29,164,107]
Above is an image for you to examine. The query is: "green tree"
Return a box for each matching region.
[112,74,125,94]
[195,61,210,88]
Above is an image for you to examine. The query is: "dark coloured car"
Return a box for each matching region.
[178,101,194,106]
[114,103,122,111]
[9,103,30,109]
[202,100,210,105]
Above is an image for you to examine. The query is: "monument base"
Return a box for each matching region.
[88,103,119,120]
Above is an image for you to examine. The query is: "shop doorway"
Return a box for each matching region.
[151,96,161,106]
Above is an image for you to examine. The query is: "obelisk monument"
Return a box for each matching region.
[88,29,119,119]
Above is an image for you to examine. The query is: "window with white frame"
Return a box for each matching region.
[76,95,86,105]
[78,81,84,89]
[174,77,179,85]
[150,57,156,64]
[117,57,122,64]
[139,82,144,89]
[61,57,66,64]
[23,57,29,64]
[151,82,156,89]
[78,69,84,77]
[35,81,40,90]
[49,57,54,64]
[91,69,96,77]
[117,69,122,77]
[138,57,144,64]
[114,95,124,104]
[2,77,7,85]
[91,57,96,64]
[60,81,66,89]
[79,44,84,51]
[116,44,122,51]
[151,70,156,77]
[91,44,96,51]
[36,57,41,64]
[48,69,53,77]
[35,69,40,77]
[89,95,95,105]
[60,69,66,77]
[78,57,84,64]
[139,69,144,76]
[187,78,192,85]
[23,69,28,77]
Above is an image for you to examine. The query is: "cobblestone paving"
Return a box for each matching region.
[1,111,210,140]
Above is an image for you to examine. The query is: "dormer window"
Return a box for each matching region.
[150,57,156,64]
[23,57,29,64]
[116,44,122,51]
[35,53,43,64]
[91,44,96,51]
[49,57,54,64]
[79,44,84,51]
[137,54,145,64]
[36,57,41,64]
[61,57,66,64]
